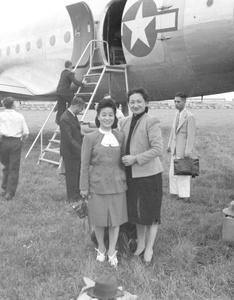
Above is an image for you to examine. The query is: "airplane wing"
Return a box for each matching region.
[0,75,34,96]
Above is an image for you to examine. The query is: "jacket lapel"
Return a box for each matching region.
[177,109,187,132]
[67,110,80,128]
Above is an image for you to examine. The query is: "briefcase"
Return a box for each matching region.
[174,158,199,178]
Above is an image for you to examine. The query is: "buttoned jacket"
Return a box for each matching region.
[80,129,127,194]
[119,113,163,178]
[167,108,196,157]
[60,109,83,159]
[56,69,82,96]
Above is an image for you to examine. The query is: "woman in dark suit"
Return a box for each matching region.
[119,88,163,264]
[80,98,127,267]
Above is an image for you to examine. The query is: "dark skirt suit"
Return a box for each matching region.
[80,129,128,227]
[119,113,163,226]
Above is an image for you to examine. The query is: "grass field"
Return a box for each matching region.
[0,108,234,300]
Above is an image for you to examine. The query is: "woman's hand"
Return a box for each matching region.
[122,155,137,166]
[80,189,89,198]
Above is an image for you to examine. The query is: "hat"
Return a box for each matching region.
[223,201,234,217]
[86,274,124,299]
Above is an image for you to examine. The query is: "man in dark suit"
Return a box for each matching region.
[60,96,86,202]
[55,60,84,125]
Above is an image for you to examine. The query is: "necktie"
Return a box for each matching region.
[175,113,179,132]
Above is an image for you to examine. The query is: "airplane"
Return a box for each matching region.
[1,0,234,115]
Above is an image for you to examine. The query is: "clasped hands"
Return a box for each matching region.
[122,155,137,166]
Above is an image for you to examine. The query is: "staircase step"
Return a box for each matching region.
[43,148,60,154]
[38,157,60,165]
[90,66,105,71]
[84,73,101,78]
[49,139,60,144]
[83,82,97,86]
[105,68,126,73]
[75,92,93,96]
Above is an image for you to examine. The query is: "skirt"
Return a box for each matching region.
[88,192,128,227]
[126,173,162,225]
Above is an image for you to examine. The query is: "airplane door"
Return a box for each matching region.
[66,3,94,67]
[121,0,166,66]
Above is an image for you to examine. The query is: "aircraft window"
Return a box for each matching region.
[50,35,56,46]
[16,44,20,53]
[37,39,42,49]
[6,47,10,56]
[64,31,71,43]
[26,42,31,51]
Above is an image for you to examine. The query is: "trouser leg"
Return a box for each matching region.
[63,157,80,200]
[1,139,21,196]
[169,156,178,195]
[56,95,72,125]
[7,141,22,196]
[1,158,9,191]
[169,156,190,198]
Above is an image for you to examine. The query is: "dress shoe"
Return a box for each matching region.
[179,197,190,203]
[143,249,153,266]
[95,248,106,262]
[133,248,145,258]
[108,250,118,267]
[5,193,13,201]
[170,194,179,200]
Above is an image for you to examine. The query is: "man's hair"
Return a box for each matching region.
[127,88,149,103]
[175,92,187,100]
[71,96,85,107]
[2,97,14,109]
[65,61,72,68]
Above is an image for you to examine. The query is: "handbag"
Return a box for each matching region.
[73,197,88,219]
[174,158,199,178]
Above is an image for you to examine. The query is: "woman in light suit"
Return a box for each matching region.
[119,88,163,264]
[80,98,127,267]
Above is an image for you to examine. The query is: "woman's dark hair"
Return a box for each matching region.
[127,88,149,103]
[127,88,149,113]
[95,98,118,129]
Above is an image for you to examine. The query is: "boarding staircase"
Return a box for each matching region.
[25,40,129,166]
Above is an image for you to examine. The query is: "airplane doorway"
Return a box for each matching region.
[66,3,94,67]
[103,0,127,65]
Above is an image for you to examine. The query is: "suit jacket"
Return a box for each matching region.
[167,108,196,157]
[56,69,83,96]
[60,109,83,159]
[80,129,127,194]
[119,113,163,178]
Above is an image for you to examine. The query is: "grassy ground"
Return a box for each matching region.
[0,108,234,300]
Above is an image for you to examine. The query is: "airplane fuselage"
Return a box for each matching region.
[1,0,234,102]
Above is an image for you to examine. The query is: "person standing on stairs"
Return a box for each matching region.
[60,96,86,202]
[55,61,84,125]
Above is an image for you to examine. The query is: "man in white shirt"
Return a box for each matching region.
[167,92,196,201]
[0,97,29,200]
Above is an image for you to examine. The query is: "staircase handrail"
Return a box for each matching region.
[25,102,58,159]
[73,39,110,72]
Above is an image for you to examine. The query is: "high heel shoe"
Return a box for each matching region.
[143,249,153,266]
[108,251,118,267]
[95,248,106,262]
[133,247,145,257]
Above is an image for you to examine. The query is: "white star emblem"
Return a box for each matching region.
[123,2,155,50]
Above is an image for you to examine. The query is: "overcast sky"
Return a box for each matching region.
[1,0,74,34]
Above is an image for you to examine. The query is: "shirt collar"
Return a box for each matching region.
[68,108,75,117]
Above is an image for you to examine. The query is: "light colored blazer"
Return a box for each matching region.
[80,129,127,194]
[119,113,163,178]
[167,109,196,157]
